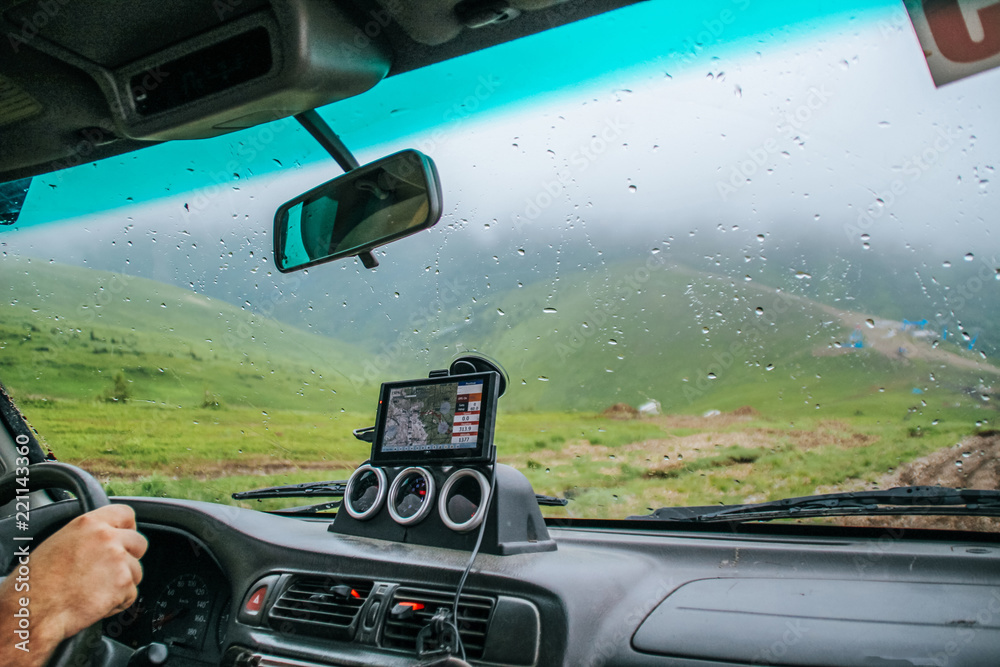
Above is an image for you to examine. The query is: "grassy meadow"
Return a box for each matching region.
[2,257,996,517]
[13,394,987,517]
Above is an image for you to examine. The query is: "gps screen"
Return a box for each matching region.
[371,372,497,465]
[381,379,483,452]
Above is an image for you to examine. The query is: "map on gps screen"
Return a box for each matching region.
[381,379,483,452]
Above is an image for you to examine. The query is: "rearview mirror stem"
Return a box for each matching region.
[294,109,359,173]
[295,109,378,268]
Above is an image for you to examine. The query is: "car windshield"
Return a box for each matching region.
[1,0,997,529]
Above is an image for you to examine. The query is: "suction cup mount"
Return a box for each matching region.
[435,353,508,397]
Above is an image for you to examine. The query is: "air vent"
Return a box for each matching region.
[268,575,374,639]
[382,587,494,659]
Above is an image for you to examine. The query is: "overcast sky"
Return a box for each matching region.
[4,0,997,319]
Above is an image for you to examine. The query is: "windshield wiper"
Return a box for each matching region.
[271,500,344,515]
[632,486,1000,523]
[535,493,569,507]
[232,479,348,501]
[232,479,569,508]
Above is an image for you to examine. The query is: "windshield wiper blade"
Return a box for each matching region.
[233,479,570,508]
[232,479,347,501]
[274,494,568,515]
[634,486,1000,523]
[271,499,343,515]
[535,493,569,507]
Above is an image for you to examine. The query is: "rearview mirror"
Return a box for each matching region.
[273,149,442,272]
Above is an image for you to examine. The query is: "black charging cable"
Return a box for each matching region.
[449,465,497,661]
[416,465,497,662]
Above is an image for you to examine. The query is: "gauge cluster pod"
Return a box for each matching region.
[330,463,555,556]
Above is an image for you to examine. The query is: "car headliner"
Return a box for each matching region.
[0,0,645,183]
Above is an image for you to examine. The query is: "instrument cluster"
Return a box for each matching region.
[103,526,231,663]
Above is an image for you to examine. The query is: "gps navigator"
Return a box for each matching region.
[370,371,499,466]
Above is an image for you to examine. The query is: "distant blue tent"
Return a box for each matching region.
[848,328,864,349]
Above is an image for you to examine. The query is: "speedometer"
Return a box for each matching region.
[152,573,213,650]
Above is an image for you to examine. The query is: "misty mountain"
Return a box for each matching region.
[4,251,994,419]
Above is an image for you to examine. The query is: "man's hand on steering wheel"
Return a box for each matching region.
[0,503,148,667]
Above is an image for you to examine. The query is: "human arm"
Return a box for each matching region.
[0,504,148,667]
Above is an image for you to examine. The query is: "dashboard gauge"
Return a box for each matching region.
[344,465,387,520]
[216,596,231,649]
[387,467,435,525]
[439,468,491,533]
[152,573,213,650]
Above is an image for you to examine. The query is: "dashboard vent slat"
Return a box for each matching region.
[268,575,374,640]
[381,586,494,660]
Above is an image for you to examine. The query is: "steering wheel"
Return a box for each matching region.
[0,462,111,667]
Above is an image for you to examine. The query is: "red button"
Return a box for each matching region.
[245,586,267,614]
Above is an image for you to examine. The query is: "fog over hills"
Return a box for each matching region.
[2,249,993,416]
[5,2,997,383]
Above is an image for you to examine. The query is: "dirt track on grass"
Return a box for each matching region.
[760,288,1000,376]
[841,432,1000,532]
[80,458,354,482]
[519,409,878,480]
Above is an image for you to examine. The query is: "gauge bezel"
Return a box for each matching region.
[343,464,388,520]
[387,466,435,525]
[438,468,491,533]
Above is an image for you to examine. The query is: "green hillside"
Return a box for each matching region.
[2,255,992,422]
[0,256,382,412]
[2,257,994,516]
[441,257,996,418]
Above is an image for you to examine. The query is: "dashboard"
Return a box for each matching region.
[104,527,231,664]
[107,496,1000,667]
